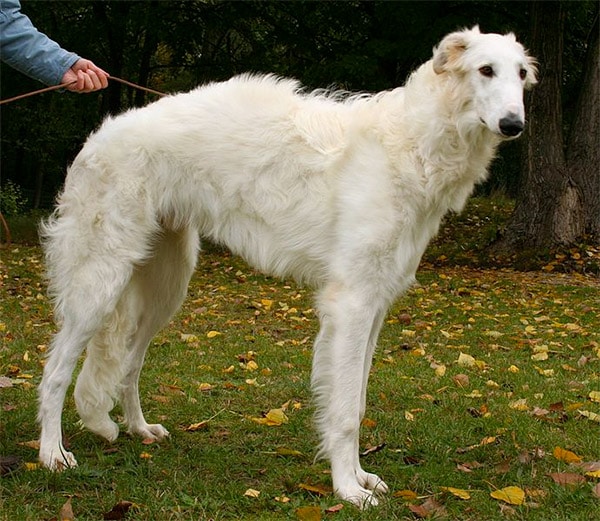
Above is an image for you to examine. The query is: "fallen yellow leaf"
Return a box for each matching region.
[361,417,377,428]
[206,330,221,338]
[490,486,525,505]
[244,488,261,498]
[393,489,418,500]
[295,505,322,521]
[298,483,332,496]
[275,447,304,457]
[589,391,600,403]
[531,352,548,361]
[457,352,475,367]
[509,398,529,411]
[534,365,554,377]
[18,440,40,450]
[441,486,471,500]
[260,299,274,310]
[250,408,289,426]
[553,446,582,464]
[434,364,447,377]
[184,421,209,431]
[579,410,600,423]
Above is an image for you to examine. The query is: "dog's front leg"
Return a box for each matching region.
[312,285,388,508]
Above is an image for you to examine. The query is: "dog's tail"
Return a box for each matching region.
[73,296,136,441]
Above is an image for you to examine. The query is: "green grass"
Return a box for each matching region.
[1,200,599,520]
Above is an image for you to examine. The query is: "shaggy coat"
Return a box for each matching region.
[38,27,536,508]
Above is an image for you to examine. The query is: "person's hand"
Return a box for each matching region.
[61,58,109,93]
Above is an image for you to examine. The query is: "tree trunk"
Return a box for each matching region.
[566,12,600,242]
[502,1,566,249]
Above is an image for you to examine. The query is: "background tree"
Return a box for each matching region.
[500,2,599,249]
[1,1,596,254]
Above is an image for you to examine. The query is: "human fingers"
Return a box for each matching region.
[70,59,109,90]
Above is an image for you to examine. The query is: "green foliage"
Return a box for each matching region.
[0,180,29,216]
[1,1,595,209]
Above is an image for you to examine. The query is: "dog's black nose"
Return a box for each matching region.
[499,115,524,137]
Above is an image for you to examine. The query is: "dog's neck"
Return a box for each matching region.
[399,61,502,212]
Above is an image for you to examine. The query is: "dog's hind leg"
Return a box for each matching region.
[73,227,199,443]
[119,227,199,440]
[38,258,135,470]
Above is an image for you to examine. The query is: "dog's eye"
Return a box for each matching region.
[479,66,494,77]
[519,68,527,80]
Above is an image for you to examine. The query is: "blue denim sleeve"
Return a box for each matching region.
[0,0,80,85]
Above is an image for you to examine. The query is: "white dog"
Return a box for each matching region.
[38,26,536,507]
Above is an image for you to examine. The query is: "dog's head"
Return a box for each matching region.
[432,26,537,139]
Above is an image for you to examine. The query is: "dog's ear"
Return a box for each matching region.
[524,54,539,89]
[432,28,476,75]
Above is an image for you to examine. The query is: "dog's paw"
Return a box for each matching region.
[39,447,78,471]
[335,470,388,509]
[357,470,389,495]
[129,423,170,441]
[336,485,380,509]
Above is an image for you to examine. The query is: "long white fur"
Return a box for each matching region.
[38,27,535,508]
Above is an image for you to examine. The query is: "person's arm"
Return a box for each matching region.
[0,0,80,86]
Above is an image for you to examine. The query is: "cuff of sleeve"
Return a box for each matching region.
[50,52,80,85]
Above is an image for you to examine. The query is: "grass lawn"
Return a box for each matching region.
[1,199,599,520]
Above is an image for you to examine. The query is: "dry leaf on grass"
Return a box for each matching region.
[298,483,332,496]
[295,506,322,521]
[578,410,600,423]
[394,489,419,500]
[490,486,525,505]
[103,501,135,520]
[547,472,586,487]
[408,497,447,518]
[360,442,386,457]
[244,488,261,498]
[59,498,75,521]
[249,408,288,426]
[0,455,22,475]
[441,486,471,500]
[553,446,582,464]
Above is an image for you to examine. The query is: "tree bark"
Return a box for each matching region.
[502,1,566,249]
[501,3,600,251]
[565,12,600,242]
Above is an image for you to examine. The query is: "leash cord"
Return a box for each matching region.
[0,75,166,106]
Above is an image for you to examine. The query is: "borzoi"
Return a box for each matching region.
[38,26,536,507]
